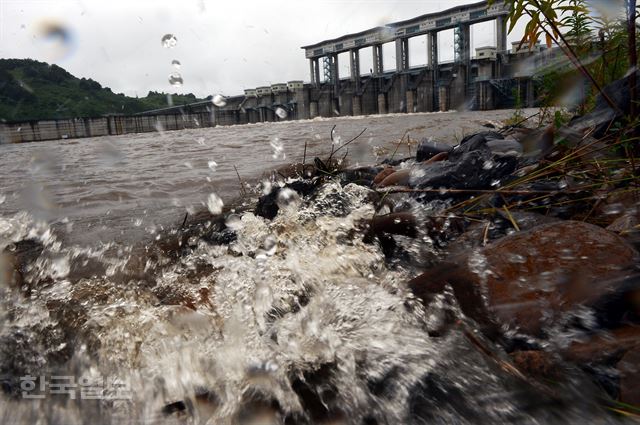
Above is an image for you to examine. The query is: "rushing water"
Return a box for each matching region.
[0,110,618,424]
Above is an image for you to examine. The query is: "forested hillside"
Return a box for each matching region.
[0,59,206,121]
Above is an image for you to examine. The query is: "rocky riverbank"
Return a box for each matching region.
[1,77,639,423]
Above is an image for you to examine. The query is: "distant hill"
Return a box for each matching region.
[0,59,208,122]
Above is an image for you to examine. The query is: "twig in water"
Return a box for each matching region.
[482,221,490,246]
[302,140,308,166]
[328,124,337,161]
[181,212,188,228]
[329,127,367,163]
[499,111,541,133]
[388,130,410,162]
[502,205,521,232]
[233,165,247,197]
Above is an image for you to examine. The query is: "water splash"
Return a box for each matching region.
[206,193,223,214]
[270,138,285,160]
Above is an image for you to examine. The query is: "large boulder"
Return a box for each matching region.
[415,139,451,162]
[409,221,638,337]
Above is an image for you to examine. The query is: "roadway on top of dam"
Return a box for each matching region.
[301,0,509,58]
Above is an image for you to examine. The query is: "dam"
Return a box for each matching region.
[0,0,554,143]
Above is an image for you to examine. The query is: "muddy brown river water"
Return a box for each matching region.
[0,110,533,246]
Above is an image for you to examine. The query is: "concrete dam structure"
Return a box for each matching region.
[0,0,551,143]
[171,0,545,123]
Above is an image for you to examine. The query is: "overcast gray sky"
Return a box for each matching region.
[0,0,526,98]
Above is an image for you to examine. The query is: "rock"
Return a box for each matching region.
[487,138,523,157]
[274,162,315,179]
[339,166,383,187]
[459,131,504,145]
[407,131,519,194]
[409,221,638,337]
[446,211,559,256]
[561,325,640,365]
[366,212,418,238]
[408,148,517,192]
[1,239,46,294]
[377,168,412,188]
[617,346,640,406]
[416,139,451,162]
[422,151,449,163]
[255,179,318,220]
[380,156,413,167]
[372,167,396,186]
[563,71,640,139]
[510,350,561,379]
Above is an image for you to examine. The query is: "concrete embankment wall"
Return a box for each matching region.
[0,112,215,144]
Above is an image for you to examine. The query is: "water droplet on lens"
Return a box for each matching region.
[262,180,273,195]
[263,234,277,255]
[34,20,75,60]
[225,214,243,230]
[207,160,218,172]
[171,59,181,69]
[207,193,223,214]
[604,203,623,215]
[276,188,300,210]
[168,72,183,87]
[161,33,177,48]
[212,94,227,107]
[270,137,285,160]
[275,107,287,119]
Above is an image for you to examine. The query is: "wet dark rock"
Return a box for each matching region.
[255,179,318,220]
[487,138,523,157]
[561,325,640,365]
[446,211,559,255]
[202,228,236,246]
[377,168,412,188]
[380,156,412,167]
[409,221,638,338]
[364,212,418,240]
[372,167,395,186]
[617,346,640,406]
[510,350,561,379]
[1,239,45,292]
[408,148,518,193]
[0,329,47,396]
[339,166,383,187]
[415,139,451,162]
[409,372,477,422]
[564,70,640,138]
[460,131,504,144]
[290,362,340,423]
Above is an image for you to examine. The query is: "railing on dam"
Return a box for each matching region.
[0,112,215,144]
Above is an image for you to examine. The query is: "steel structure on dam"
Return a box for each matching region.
[233,0,544,123]
[298,0,517,118]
